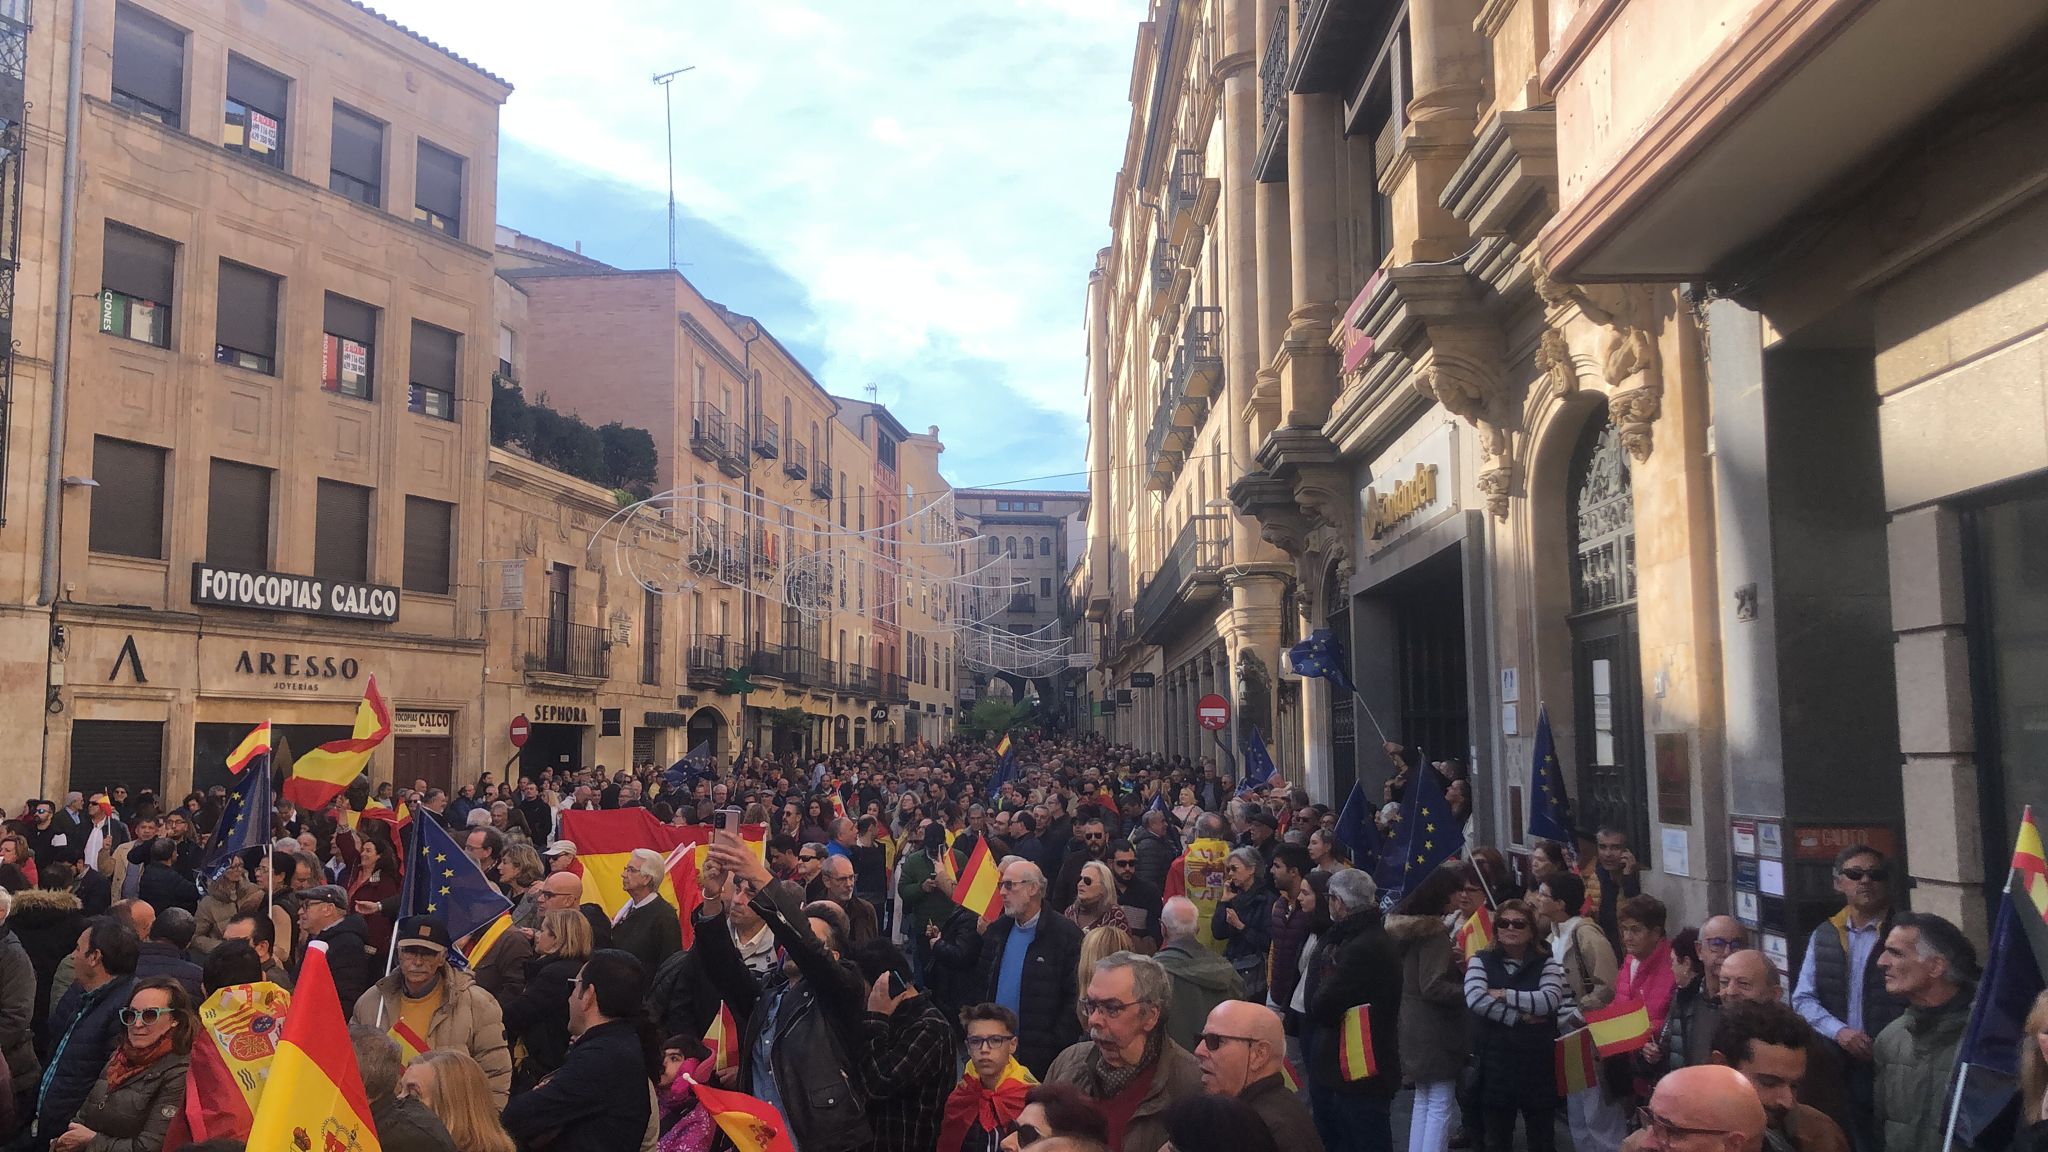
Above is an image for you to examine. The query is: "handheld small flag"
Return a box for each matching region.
[398,806,512,944]
[988,734,1019,800]
[1237,727,1277,796]
[1334,778,1381,868]
[1455,907,1495,960]
[284,676,392,809]
[225,722,272,776]
[1584,997,1654,1057]
[691,1079,798,1152]
[1947,807,2048,1148]
[1556,1028,1600,1096]
[706,1003,740,1073]
[1338,1004,1378,1081]
[1527,705,1574,845]
[244,941,381,1152]
[202,744,274,883]
[951,834,1002,922]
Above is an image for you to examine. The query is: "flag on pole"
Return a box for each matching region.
[1396,753,1462,899]
[225,722,272,776]
[951,834,1002,922]
[1455,907,1494,960]
[1237,727,1277,796]
[244,941,381,1152]
[1555,1028,1600,1096]
[1584,998,1654,1057]
[1148,791,1167,816]
[1338,1004,1378,1081]
[706,1003,741,1073]
[988,735,1019,800]
[559,809,764,944]
[691,1079,798,1152]
[1286,629,1355,696]
[1946,808,2048,1148]
[202,741,274,882]
[398,807,513,942]
[1527,705,1574,846]
[173,981,293,1143]
[1334,777,1381,867]
[284,676,392,809]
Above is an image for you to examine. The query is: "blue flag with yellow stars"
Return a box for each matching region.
[1528,705,1575,845]
[1396,753,1463,899]
[1287,630,1356,697]
[398,804,512,942]
[1238,727,1278,796]
[201,741,274,881]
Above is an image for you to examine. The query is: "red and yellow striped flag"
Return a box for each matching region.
[245,941,380,1152]
[1455,907,1494,960]
[706,1003,740,1072]
[390,1018,430,1065]
[1338,1004,1378,1081]
[284,677,392,808]
[461,912,515,970]
[1585,997,1654,1057]
[951,834,1001,922]
[691,1079,796,1152]
[1280,1059,1303,1092]
[225,722,272,776]
[1555,1027,1599,1095]
[2013,806,2048,924]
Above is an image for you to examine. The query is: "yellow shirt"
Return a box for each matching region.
[393,980,443,1062]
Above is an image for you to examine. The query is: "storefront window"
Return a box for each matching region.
[1976,488,2048,850]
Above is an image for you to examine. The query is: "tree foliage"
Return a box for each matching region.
[491,378,657,494]
[963,698,1036,739]
[598,422,659,495]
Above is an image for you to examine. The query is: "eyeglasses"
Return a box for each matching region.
[1701,936,1744,953]
[965,1034,1017,1050]
[1496,919,1532,931]
[798,854,820,863]
[997,879,1033,891]
[1839,866,1889,882]
[1636,1108,1735,1142]
[1078,998,1136,1019]
[1194,1032,1259,1050]
[119,1007,174,1027]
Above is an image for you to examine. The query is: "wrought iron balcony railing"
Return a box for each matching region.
[524,618,611,680]
[752,414,779,459]
[1135,514,1231,642]
[784,438,808,480]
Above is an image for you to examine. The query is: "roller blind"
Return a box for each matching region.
[402,496,452,594]
[215,261,278,358]
[314,479,372,584]
[102,223,174,304]
[410,321,458,390]
[111,4,183,119]
[206,458,271,570]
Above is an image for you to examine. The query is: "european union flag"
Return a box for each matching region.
[1396,754,1462,899]
[1528,705,1575,845]
[663,741,714,795]
[1238,727,1278,796]
[398,805,512,944]
[988,742,1020,801]
[1148,791,1167,816]
[1287,630,1356,697]
[201,751,274,882]
[1947,810,2048,1148]
[1334,777,1380,869]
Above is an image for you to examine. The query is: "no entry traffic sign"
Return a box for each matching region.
[509,714,530,748]
[1198,693,1230,731]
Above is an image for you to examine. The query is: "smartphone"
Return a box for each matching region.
[719,807,742,835]
[886,971,908,998]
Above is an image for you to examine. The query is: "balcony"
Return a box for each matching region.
[750,642,792,681]
[810,469,833,501]
[1163,149,1216,245]
[686,638,731,689]
[1111,608,1135,661]
[1289,0,1400,98]
[1150,233,1179,297]
[783,438,808,480]
[1008,593,1038,614]
[1180,306,1223,400]
[881,671,909,704]
[687,522,729,579]
[690,403,732,466]
[822,658,839,693]
[752,533,779,579]
[523,618,611,683]
[1256,0,1290,182]
[1135,514,1231,644]
[752,414,779,459]
[788,647,822,688]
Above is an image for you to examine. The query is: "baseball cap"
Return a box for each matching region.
[395,916,451,954]
[544,840,578,857]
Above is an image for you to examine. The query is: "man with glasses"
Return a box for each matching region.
[1045,950,1201,1152]
[798,843,829,901]
[1791,845,1903,1152]
[822,854,880,947]
[529,871,611,950]
[609,848,680,972]
[1051,816,1112,913]
[349,915,513,1108]
[976,860,1082,1077]
[501,949,656,1152]
[1628,1064,1767,1152]
[1194,1000,1323,1152]
[1110,842,1163,950]
[940,1004,1034,1152]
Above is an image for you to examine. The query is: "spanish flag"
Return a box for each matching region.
[1585,997,1654,1057]
[225,722,272,776]
[284,677,392,809]
[460,911,516,970]
[1338,1004,1378,1081]
[691,1079,796,1152]
[1555,1027,1599,1095]
[1455,906,1494,960]
[1280,1059,1303,1092]
[2014,806,2048,926]
[245,941,380,1152]
[706,1003,740,1072]
[994,734,1012,758]
[951,834,1001,922]
[558,809,765,950]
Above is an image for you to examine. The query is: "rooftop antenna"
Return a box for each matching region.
[864,383,879,403]
[652,65,697,270]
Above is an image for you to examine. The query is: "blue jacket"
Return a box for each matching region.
[32,975,134,1151]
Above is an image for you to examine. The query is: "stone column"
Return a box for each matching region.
[1397,0,1486,262]
[1283,91,1342,427]
[1222,0,1259,519]
[1251,0,1291,446]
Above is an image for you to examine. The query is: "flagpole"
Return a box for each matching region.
[1943,839,2027,1152]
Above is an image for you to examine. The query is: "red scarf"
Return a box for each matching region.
[106,1034,175,1089]
[939,1059,1035,1152]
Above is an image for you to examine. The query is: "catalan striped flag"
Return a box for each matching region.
[284,676,393,809]
[691,1079,797,1152]
[706,1003,740,1072]
[244,941,380,1152]
[225,722,272,776]
[1455,907,1494,960]
[1338,1004,1378,1081]
[1555,1028,1600,1095]
[951,834,1002,922]
[1585,997,1654,1057]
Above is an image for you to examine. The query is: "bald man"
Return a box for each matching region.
[1623,1064,1769,1152]
[1700,916,1750,995]
[1720,951,1784,1005]
[1195,1001,1324,1152]
[534,869,612,951]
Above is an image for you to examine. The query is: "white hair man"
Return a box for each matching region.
[1046,951,1203,1152]
[975,859,1083,1077]
[1152,895,1243,1052]
[1300,869,1401,1150]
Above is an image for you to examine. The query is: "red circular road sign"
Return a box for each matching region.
[509,714,531,748]
[1197,693,1230,731]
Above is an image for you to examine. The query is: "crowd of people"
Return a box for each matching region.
[0,732,2033,1152]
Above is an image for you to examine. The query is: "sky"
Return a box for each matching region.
[372,0,1150,490]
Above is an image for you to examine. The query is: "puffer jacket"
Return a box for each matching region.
[350,966,513,1108]
[9,887,87,1055]
[70,1050,188,1152]
[1153,939,1244,1053]
[190,874,260,957]
[1872,991,1971,1152]
[1384,912,1467,1084]
[0,923,39,1096]
[1131,826,1178,895]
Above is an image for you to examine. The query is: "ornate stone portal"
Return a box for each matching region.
[1533,263,1664,462]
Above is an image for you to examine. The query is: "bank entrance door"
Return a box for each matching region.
[1566,414,1647,849]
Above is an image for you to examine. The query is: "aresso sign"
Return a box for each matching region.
[193,563,401,623]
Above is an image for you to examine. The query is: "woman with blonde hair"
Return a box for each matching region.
[1065,860,1130,933]
[504,907,594,1091]
[1074,923,1135,1022]
[401,1049,517,1152]
[2018,988,2048,1137]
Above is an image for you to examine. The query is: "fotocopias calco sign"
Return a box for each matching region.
[192,563,401,623]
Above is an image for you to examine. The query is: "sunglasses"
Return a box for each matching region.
[1496,919,1532,931]
[119,1007,174,1027]
[1195,1031,1258,1050]
[1014,1124,1045,1147]
[1840,866,1889,882]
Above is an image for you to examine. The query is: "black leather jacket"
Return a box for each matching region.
[695,880,873,1152]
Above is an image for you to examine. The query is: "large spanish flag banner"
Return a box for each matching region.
[1585,997,1654,1057]
[284,677,393,809]
[1338,1004,1378,1081]
[1555,1027,1599,1095]
[245,941,380,1152]
[173,981,293,1142]
[950,834,1002,922]
[559,808,765,949]
[691,1079,797,1152]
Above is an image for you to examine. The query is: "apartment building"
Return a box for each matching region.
[953,488,1088,717]
[5,0,509,802]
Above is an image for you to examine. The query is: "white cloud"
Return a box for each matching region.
[371,0,1147,472]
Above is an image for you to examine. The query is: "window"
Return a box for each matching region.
[206,458,271,570]
[1040,536,1052,557]
[1023,538,1035,559]
[329,104,382,206]
[858,486,866,531]
[642,587,662,685]
[1005,537,1016,556]
[996,501,1010,512]
[1028,501,1043,511]
[110,4,183,127]
[89,436,166,558]
[314,479,372,584]
[214,261,279,374]
[987,536,998,554]
[100,224,174,348]
[496,325,514,380]
[402,496,453,594]
[1041,578,1052,598]
[223,55,288,169]
[322,294,376,399]
[414,142,463,237]
[408,321,458,420]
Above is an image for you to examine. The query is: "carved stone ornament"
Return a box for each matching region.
[1535,329,1576,396]
[1235,649,1274,744]
[1531,259,1664,462]
[1476,422,1514,519]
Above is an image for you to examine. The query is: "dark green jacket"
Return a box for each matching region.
[1873,990,1971,1152]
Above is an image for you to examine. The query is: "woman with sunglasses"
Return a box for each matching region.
[995,1082,1110,1152]
[51,977,192,1152]
[1464,898,1567,1152]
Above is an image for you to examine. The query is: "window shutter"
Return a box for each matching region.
[226,55,287,116]
[402,496,453,594]
[102,224,174,304]
[331,105,382,185]
[415,143,463,220]
[323,294,376,346]
[112,5,183,114]
[410,322,457,390]
[216,261,278,357]
[89,437,167,558]
[206,458,272,570]
[314,479,372,583]
[67,720,166,798]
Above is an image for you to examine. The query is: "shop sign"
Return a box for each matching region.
[232,649,361,693]
[643,711,688,728]
[193,563,400,623]
[531,703,590,725]
[1791,824,1897,863]
[1360,422,1459,555]
[392,710,454,737]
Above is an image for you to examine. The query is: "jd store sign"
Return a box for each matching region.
[1360,421,1459,555]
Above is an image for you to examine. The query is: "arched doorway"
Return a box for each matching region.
[685,707,726,761]
[1566,412,1647,850]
